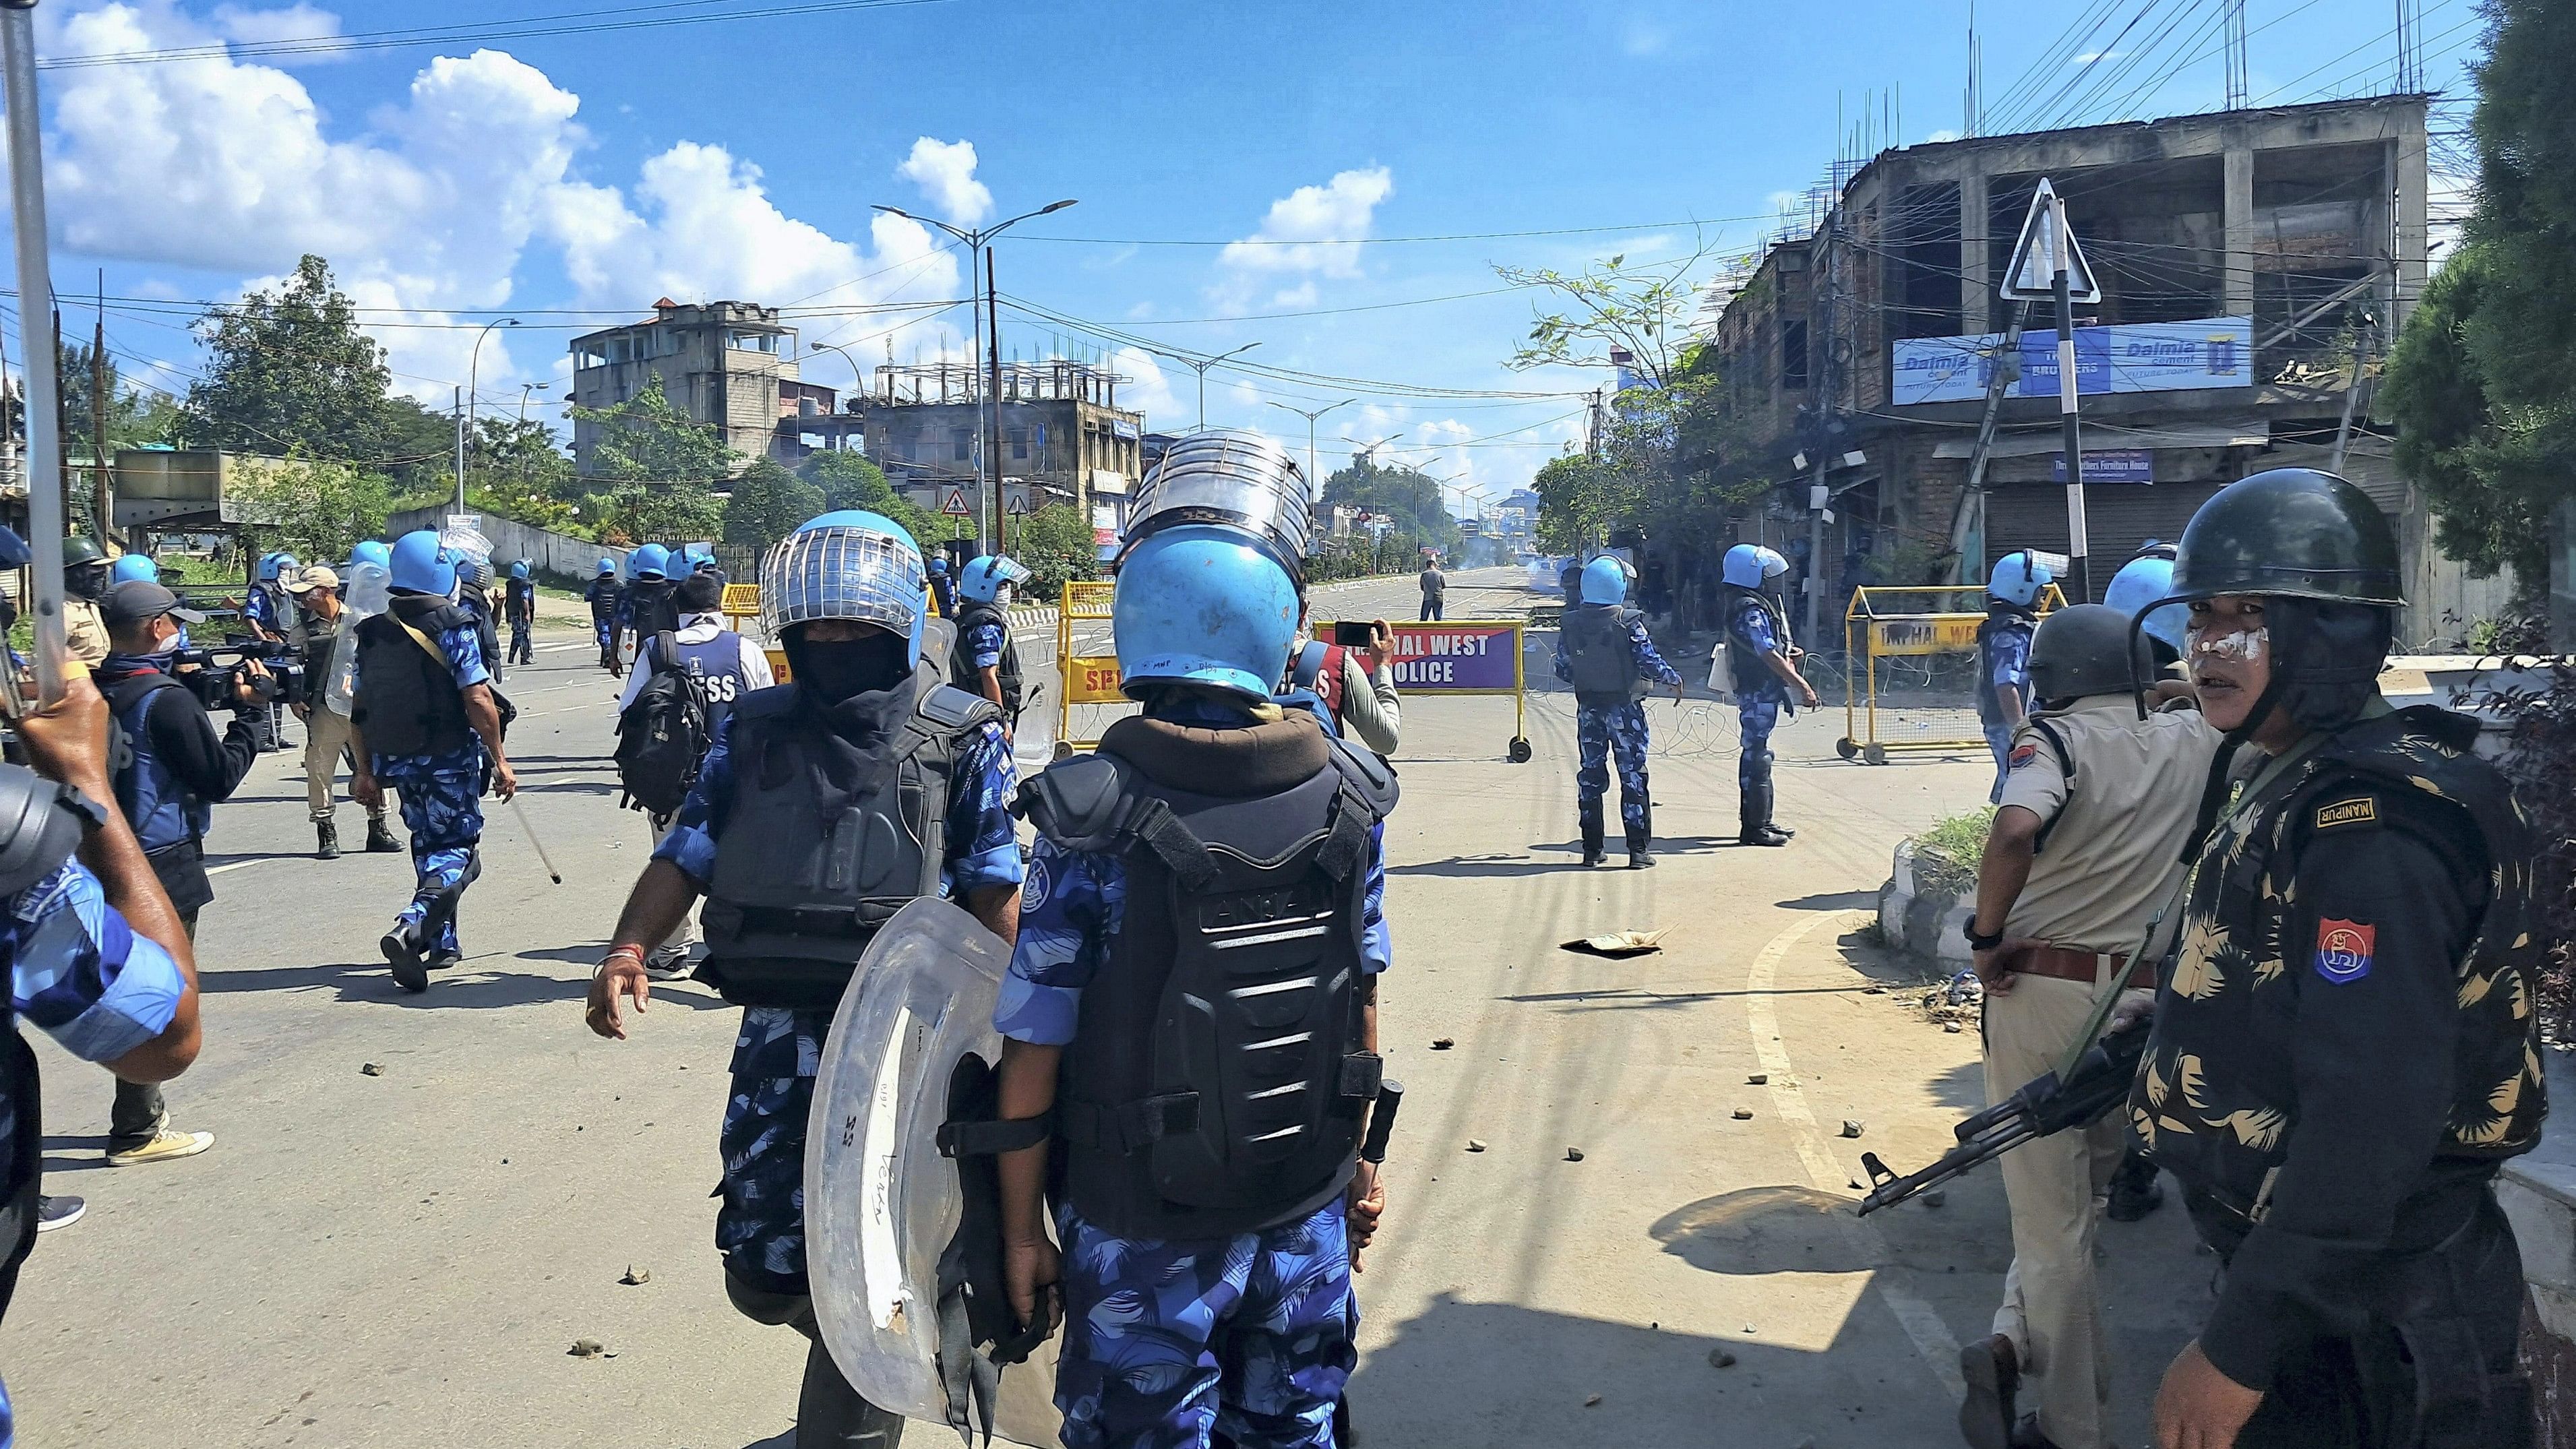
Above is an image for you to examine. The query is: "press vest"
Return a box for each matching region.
[948,600,1023,721]
[2131,707,2546,1225]
[105,672,215,914]
[1562,603,1644,707]
[352,599,477,760]
[1022,716,1400,1240]
[696,667,997,1010]
[1976,609,2035,725]
[642,629,756,739]
[1721,586,1790,706]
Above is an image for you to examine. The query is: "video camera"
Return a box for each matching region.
[175,637,303,713]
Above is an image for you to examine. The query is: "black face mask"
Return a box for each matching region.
[789,631,911,706]
[65,565,106,602]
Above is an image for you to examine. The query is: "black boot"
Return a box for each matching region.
[1625,815,1653,869]
[364,816,401,853]
[2106,1147,2165,1221]
[1580,819,1605,867]
[1739,782,1790,848]
[315,819,340,860]
[381,923,428,993]
[797,1340,905,1448]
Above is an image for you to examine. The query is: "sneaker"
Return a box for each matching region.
[364,818,402,853]
[106,1127,215,1167]
[382,927,429,993]
[2106,1156,2166,1223]
[644,948,694,983]
[36,1195,84,1231]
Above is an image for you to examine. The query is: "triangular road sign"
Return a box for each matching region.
[2000,177,2101,304]
[940,487,971,516]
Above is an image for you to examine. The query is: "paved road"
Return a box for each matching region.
[0,569,2200,1448]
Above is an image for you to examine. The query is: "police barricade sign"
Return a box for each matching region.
[721,582,790,679]
[1324,620,1531,763]
[1055,580,1130,753]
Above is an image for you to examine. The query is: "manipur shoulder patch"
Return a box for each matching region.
[2314,919,2376,983]
[2314,797,2377,830]
[2008,740,2040,772]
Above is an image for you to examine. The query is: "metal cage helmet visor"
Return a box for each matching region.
[761,512,927,660]
[1119,429,1312,585]
[958,555,1031,605]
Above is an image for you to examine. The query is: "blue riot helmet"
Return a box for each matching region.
[256,550,299,583]
[1988,550,2053,607]
[388,529,459,596]
[510,559,531,581]
[111,553,160,585]
[595,557,617,577]
[1120,429,1312,588]
[2104,547,2187,654]
[1113,525,1301,702]
[928,557,949,577]
[957,555,1031,605]
[1579,555,1635,605]
[678,541,716,575]
[348,540,392,574]
[630,543,671,581]
[760,510,928,662]
[1721,543,1790,590]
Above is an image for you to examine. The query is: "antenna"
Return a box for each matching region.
[2225,0,2248,109]
[2395,0,2424,91]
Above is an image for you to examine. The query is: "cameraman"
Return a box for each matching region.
[92,580,263,1167]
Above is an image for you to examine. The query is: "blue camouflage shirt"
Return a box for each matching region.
[2,858,188,1448]
[652,696,1023,901]
[243,584,280,634]
[1552,613,1684,689]
[996,704,1390,1047]
[1977,613,2035,726]
[357,611,491,779]
[1727,593,1794,709]
[964,620,1008,674]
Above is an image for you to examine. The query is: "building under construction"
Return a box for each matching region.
[1705,93,2503,647]
[851,359,1145,542]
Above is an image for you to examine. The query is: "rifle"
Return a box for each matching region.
[1855,1018,2147,1216]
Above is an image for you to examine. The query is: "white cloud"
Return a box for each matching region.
[1105,345,1182,425]
[1218,166,1393,285]
[896,136,992,227]
[209,1,347,60]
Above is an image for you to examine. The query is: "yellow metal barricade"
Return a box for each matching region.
[1837,584,2064,764]
[1056,580,1126,753]
[1318,619,1533,762]
[718,581,792,680]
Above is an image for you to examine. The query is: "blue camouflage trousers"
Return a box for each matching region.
[1054,1198,1357,1449]
[1737,697,1781,791]
[592,613,617,656]
[716,1006,830,1297]
[1575,702,1652,844]
[386,770,483,956]
[1982,721,2015,805]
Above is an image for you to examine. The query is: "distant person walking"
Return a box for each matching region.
[1419,557,1446,621]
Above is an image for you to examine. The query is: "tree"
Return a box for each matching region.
[796,450,971,555]
[725,460,826,550]
[183,255,396,461]
[598,482,724,547]
[1013,503,1099,598]
[1531,450,1636,553]
[2380,0,2576,596]
[574,373,733,487]
[226,457,395,565]
[1322,457,1460,558]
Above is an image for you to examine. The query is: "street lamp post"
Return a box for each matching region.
[870,199,1078,552]
[1264,396,1356,493]
[1173,342,1260,432]
[518,382,549,425]
[459,317,519,516]
[806,340,867,456]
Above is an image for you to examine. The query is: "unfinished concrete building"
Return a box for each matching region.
[855,359,1145,537]
[568,301,800,474]
[1707,94,2501,645]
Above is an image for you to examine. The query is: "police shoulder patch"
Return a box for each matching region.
[1020,857,1050,916]
[2314,797,2377,830]
[2314,918,2376,983]
[2007,740,2040,772]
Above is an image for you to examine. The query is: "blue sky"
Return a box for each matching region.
[11,0,2480,505]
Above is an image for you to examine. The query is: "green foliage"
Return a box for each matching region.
[725,460,826,551]
[1910,807,1995,898]
[1531,451,1635,553]
[57,340,181,455]
[1321,458,1461,557]
[2379,0,2576,597]
[183,255,398,462]
[226,457,395,567]
[1306,531,1431,583]
[1012,503,1099,599]
[574,372,734,487]
[599,481,724,547]
[802,451,894,512]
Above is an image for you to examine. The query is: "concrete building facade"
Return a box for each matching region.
[854,360,1145,535]
[1706,95,2506,646]
[568,300,800,474]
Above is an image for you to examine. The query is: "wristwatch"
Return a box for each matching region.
[1963,919,2006,952]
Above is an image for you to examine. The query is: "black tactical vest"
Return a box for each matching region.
[948,599,1023,721]
[1721,585,1791,704]
[1562,603,1643,707]
[1975,608,2035,725]
[626,580,681,640]
[696,667,998,1010]
[351,598,477,758]
[1020,714,1399,1240]
[2132,706,2546,1223]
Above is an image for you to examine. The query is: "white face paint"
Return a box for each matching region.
[2191,625,2269,663]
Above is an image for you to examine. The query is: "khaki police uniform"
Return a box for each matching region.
[63,596,108,667]
[1986,693,2219,1449]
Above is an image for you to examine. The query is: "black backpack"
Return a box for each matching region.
[613,631,711,822]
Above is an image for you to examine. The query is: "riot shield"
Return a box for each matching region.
[807,897,1062,1446]
[323,561,392,717]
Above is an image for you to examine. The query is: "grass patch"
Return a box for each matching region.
[1911,805,1994,897]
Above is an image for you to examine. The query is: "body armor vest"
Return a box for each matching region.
[1021,715,1400,1239]
[2133,706,2546,1223]
[1975,609,2035,725]
[351,599,477,759]
[697,667,997,1010]
[1721,586,1790,705]
[1562,603,1643,706]
[948,600,1023,721]
[625,580,681,640]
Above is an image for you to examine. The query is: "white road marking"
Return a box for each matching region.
[1745,908,1967,1400]
[207,858,272,877]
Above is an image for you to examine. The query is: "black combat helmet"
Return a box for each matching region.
[60,536,106,569]
[2169,468,2403,607]
[2027,603,2153,703]
[2162,467,2401,735]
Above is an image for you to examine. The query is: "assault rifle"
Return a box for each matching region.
[1855,1018,2148,1216]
